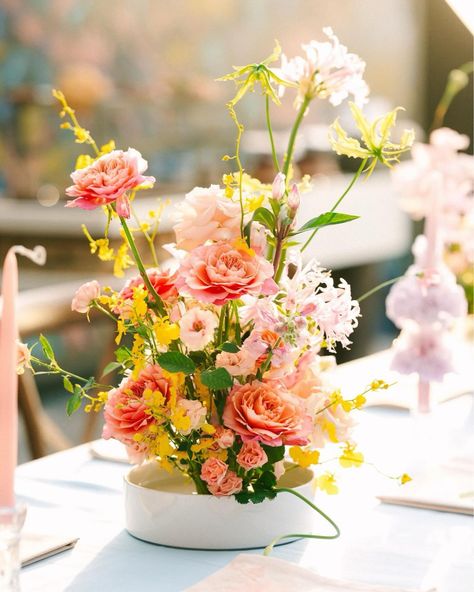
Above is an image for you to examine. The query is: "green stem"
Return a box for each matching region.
[30,356,110,389]
[263,487,340,556]
[92,302,118,322]
[266,95,280,172]
[356,275,402,303]
[431,61,473,131]
[282,95,311,178]
[301,157,368,253]
[119,216,165,315]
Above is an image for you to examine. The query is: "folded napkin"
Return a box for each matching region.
[184,554,436,592]
[21,532,78,567]
[89,438,129,464]
[378,456,474,516]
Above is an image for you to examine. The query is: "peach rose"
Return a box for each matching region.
[207,470,243,497]
[176,241,278,306]
[71,280,100,313]
[173,185,241,250]
[223,380,311,447]
[16,341,31,375]
[237,441,268,470]
[214,426,235,449]
[102,364,170,445]
[66,148,155,218]
[215,349,255,377]
[200,457,228,485]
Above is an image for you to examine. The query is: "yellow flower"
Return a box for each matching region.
[171,407,191,434]
[339,444,364,468]
[316,472,339,495]
[329,102,415,177]
[115,319,126,345]
[113,242,134,278]
[400,473,412,485]
[217,41,293,105]
[232,238,255,257]
[289,446,320,469]
[75,154,93,170]
[154,319,180,346]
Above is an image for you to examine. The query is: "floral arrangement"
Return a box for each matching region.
[23,30,413,533]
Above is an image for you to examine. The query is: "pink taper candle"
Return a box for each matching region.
[0,249,19,507]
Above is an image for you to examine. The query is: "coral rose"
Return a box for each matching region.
[176,241,277,306]
[200,458,228,486]
[119,268,178,304]
[207,470,243,497]
[102,364,170,445]
[65,148,155,218]
[237,441,268,470]
[71,280,100,313]
[223,381,312,447]
[173,185,241,250]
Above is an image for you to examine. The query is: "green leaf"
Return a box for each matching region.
[255,470,277,490]
[63,376,73,393]
[200,367,233,390]
[252,207,276,231]
[261,444,285,464]
[39,334,55,361]
[295,212,359,235]
[188,351,207,366]
[115,346,131,363]
[220,342,240,353]
[66,391,82,416]
[157,352,196,375]
[102,361,122,377]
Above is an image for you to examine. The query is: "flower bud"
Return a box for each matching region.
[287,184,300,218]
[271,172,286,201]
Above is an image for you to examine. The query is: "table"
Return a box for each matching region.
[17,380,474,591]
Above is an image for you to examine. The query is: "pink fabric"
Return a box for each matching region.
[184,554,434,592]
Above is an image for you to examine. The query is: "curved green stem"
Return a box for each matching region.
[282,96,310,178]
[263,487,340,556]
[119,216,165,316]
[301,157,368,253]
[266,95,280,172]
[356,275,403,303]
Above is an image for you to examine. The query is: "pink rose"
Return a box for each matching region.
[173,185,241,250]
[71,280,100,313]
[102,364,170,445]
[215,349,255,377]
[65,148,155,217]
[237,441,268,470]
[176,241,277,306]
[200,457,228,485]
[223,380,312,447]
[214,426,235,449]
[16,341,31,375]
[207,470,243,497]
[179,308,218,351]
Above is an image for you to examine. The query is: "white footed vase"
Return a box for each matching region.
[124,462,317,550]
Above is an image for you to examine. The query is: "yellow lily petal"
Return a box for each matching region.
[329,118,371,159]
[349,102,373,147]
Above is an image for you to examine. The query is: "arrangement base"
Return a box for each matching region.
[124,462,315,550]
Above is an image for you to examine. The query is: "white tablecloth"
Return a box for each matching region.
[17,371,474,591]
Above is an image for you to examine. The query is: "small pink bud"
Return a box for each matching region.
[271,172,286,201]
[288,184,300,214]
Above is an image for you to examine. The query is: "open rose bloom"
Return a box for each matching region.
[43,31,414,507]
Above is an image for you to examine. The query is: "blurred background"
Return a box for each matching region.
[0,0,472,460]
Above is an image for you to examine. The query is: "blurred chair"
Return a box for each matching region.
[9,280,117,459]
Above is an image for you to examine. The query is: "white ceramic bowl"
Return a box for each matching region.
[124,462,316,550]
